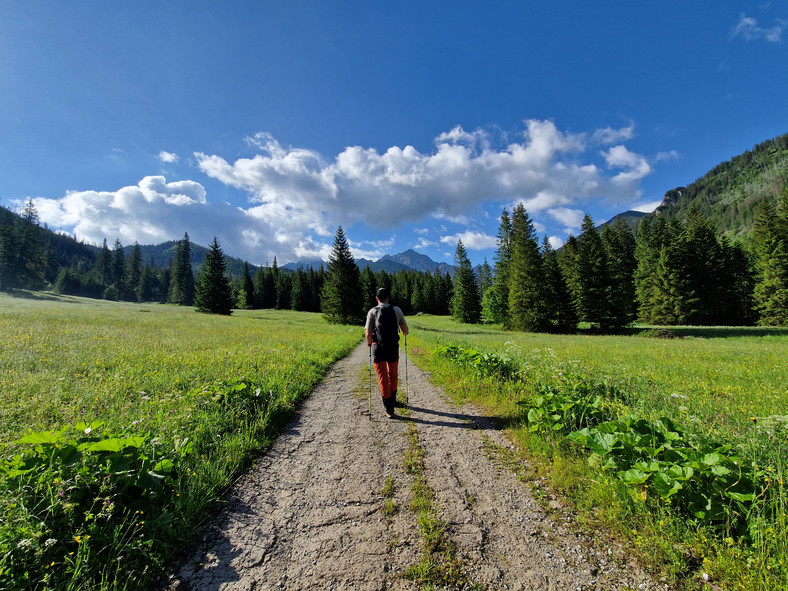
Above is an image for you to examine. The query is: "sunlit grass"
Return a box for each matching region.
[406,314,788,590]
[0,292,362,590]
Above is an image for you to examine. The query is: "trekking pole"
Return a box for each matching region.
[404,334,409,406]
[368,345,373,418]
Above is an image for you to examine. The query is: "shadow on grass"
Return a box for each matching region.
[621,325,788,339]
[2,289,82,303]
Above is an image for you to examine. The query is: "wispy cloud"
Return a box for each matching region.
[732,14,783,42]
[158,151,179,163]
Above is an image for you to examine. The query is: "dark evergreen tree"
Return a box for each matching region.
[0,207,19,290]
[138,262,159,302]
[290,268,311,311]
[542,238,578,332]
[127,243,143,301]
[450,240,481,323]
[18,201,47,290]
[111,239,126,296]
[321,227,365,324]
[752,198,788,325]
[601,218,637,329]
[507,204,546,332]
[490,209,513,325]
[360,265,376,309]
[239,261,254,309]
[194,237,234,315]
[575,214,613,329]
[168,233,194,305]
[97,239,113,288]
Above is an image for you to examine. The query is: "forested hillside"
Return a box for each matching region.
[648,132,788,241]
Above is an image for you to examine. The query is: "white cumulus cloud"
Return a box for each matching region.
[33,119,659,265]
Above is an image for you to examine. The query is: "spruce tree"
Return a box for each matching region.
[490,209,513,325]
[601,218,637,329]
[17,201,47,290]
[111,239,127,299]
[542,238,578,332]
[450,240,481,323]
[576,214,612,329]
[127,243,143,301]
[360,265,376,309]
[168,233,194,305]
[194,237,234,315]
[321,227,365,324]
[97,239,113,288]
[753,199,788,325]
[239,261,254,309]
[507,204,546,332]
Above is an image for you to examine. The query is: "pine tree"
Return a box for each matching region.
[575,214,612,329]
[321,227,365,324]
[127,243,143,301]
[239,261,254,309]
[168,233,194,305]
[542,238,578,332]
[360,265,377,310]
[490,209,513,325]
[507,204,546,332]
[753,199,788,325]
[194,237,234,315]
[451,240,481,323]
[97,239,112,288]
[601,218,637,329]
[111,239,127,299]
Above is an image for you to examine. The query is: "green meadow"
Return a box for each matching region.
[406,315,788,590]
[0,293,361,590]
[1,294,787,591]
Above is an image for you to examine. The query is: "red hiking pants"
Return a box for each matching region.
[373,360,399,399]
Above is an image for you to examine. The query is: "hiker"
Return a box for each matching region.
[365,287,408,418]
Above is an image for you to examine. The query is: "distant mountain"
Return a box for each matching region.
[283,249,454,275]
[597,210,647,232]
[379,249,454,275]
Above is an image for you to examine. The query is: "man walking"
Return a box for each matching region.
[365,287,408,418]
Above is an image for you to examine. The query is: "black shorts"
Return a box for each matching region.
[372,343,399,364]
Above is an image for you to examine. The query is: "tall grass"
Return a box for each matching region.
[0,293,362,590]
[406,315,788,590]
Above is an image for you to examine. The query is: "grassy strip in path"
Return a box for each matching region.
[401,423,482,589]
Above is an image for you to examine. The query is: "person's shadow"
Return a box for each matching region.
[396,405,499,430]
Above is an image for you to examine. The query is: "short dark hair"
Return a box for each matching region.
[376,287,390,300]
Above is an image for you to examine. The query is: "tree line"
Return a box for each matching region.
[0,206,454,318]
[2,198,785,326]
[447,198,787,329]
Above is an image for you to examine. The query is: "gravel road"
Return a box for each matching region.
[166,342,665,591]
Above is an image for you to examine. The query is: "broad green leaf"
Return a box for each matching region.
[710,464,731,476]
[667,464,694,481]
[153,459,174,474]
[587,432,618,456]
[619,468,649,485]
[16,429,66,445]
[701,453,722,467]
[653,472,682,498]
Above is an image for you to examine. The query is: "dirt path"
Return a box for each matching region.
[166,342,664,591]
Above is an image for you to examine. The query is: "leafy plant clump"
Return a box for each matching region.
[1,377,321,590]
[434,341,787,586]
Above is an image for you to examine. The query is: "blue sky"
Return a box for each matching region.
[1,2,786,267]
